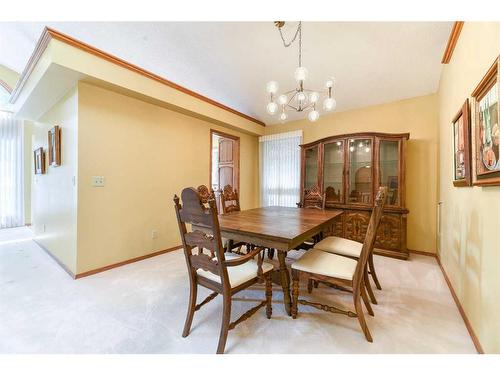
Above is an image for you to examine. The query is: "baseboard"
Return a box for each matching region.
[75,245,182,279]
[34,239,77,279]
[35,239,182,280]
[407,248,437,258]
[436,255,484,354]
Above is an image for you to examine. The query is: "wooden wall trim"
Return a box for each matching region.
[10,27,265,127]
[441,21,464,64]
[407,248,437,257]
[436,255,485,354]
[35,239,182,279]
[408,249,484,353]
[75,245,182,279]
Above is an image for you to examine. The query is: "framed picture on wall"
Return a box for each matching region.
[452,99,472,186]
[471,57,500,186]
[48,125,61,167]
[34,147,46,174]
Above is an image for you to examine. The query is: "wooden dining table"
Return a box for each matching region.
[195,206,343,316]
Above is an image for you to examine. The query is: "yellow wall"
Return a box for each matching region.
[76,82,259,274]
[438,22,500,353]
[265,94,439,253]
[32,87,79,275]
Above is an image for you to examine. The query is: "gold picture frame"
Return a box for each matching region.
[471,57,500,186]
[34,147,46,174]
[48,125,61,167]
[452,99,472,187]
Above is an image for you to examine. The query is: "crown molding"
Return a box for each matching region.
[9,28,52,104]
[441,21,464,64]
[10,27,265,127]
[0,79,12,93]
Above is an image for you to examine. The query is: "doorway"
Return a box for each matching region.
[210,130,240,196]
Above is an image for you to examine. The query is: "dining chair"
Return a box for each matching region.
[220,184,241,214]
[296,185,326,210]
[199,184,246,254]
[295,185,326,250]
[174,187,273,354]
[219,184,249,254]
[290,187,388,342]
[197,185,216,207]
[311,186,387,304]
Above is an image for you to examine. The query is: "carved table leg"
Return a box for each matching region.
[291,269,299,319]
[277,250,291,316]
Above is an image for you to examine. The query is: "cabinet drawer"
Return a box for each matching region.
[375,214,402,250]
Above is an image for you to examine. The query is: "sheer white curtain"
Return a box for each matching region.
[0,112,24,228]
[260,130,302,207]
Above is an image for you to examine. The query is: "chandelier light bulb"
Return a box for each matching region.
[350,146,355,152]
[323,97,336,111]
[325,77,335,88]
[266,102,278,115]
[297,91,307,102]
[365,147,370,153]
[308,109,319,122]
[278,94,288,105]
[309,91,319,103]
[294,66,308,82]
[266,81,279,94]
[280,112,287,122]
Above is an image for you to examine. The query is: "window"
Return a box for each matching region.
[259,130,302,207]
[0,111,24,228]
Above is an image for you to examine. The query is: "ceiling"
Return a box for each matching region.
[0,22,452,125]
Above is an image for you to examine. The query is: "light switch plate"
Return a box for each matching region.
[92,176,105,187]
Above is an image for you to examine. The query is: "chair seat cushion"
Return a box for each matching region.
[291,249,357,280]
[197,253,273,288]
[314,236,362,258]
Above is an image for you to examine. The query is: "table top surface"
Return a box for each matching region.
[216,206,343,243]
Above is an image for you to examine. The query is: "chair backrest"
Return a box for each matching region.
[352,187,387,292]
[197,185,216,205]
[298,185,325,210]
[220,184,240,214]
[174,187,229,286]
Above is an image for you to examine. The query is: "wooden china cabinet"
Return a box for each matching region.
[300,132,410,259]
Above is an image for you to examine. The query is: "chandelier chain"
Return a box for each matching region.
[278,21,302,67]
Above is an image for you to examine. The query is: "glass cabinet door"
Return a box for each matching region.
[379,139,400,206]
[348,138,373,204]
[304,146,319,189]
[323,141,344,204]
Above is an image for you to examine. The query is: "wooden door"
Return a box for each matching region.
[217,135,239,193]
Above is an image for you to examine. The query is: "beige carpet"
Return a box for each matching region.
[0,227,476,354]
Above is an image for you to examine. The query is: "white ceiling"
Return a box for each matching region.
[0,22,452,124]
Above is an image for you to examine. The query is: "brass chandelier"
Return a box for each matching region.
[266,21,336,122]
